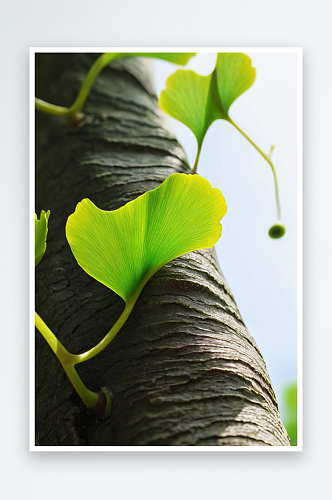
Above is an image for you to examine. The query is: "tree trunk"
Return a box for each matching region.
[35,53,289,446]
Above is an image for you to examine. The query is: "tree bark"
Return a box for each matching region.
[35,53,290,446]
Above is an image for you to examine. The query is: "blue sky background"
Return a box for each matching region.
[152,52,298,419]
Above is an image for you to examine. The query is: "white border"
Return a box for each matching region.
[30,47,303,452]
[296,49,303,451]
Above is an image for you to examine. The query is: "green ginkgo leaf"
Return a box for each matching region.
[159,53,255,153]
[134,52,196,65]
[160,53,285,239]
[213,53,256,115]
[35,210,50,266]
[66,173,226,305]
[159,70,219,148]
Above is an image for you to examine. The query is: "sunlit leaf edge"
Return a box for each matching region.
[66,173,227,304]
[35,210,50,266]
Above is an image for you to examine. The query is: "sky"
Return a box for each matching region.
[152,51,299,419]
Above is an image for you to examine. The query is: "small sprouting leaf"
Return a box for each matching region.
[66,173,226,304]
[213,53,256,115]
[35,210,50,266]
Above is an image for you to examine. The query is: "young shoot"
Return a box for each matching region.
[35,210,50,266]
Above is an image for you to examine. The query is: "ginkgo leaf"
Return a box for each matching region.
[66,173,226,304]
[159,70,220,147]
[213,53,256,115]
[35,210,50,266]
[159,53,256,152]
[159,54,284,239]
[135,53,196,66]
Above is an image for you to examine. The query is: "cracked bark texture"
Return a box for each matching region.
[35,53,290,447]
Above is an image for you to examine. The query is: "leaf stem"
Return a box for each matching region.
[35,98,70,117]
[228,117,281,221]
[35,311,71,361]
[35,294,139,408]
[192,145,202,174]
[35,53,121,123]
[35,311,99,408]
[69,53,120,116]
[73,299,137,364]
[35,278,144,409]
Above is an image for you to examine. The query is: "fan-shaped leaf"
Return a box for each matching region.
[159,53,255,151]
[160,70,220,147]
[66,173,226,304]
[214,53,256,115]
[35,210,50,266]
[136,53,196,65]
